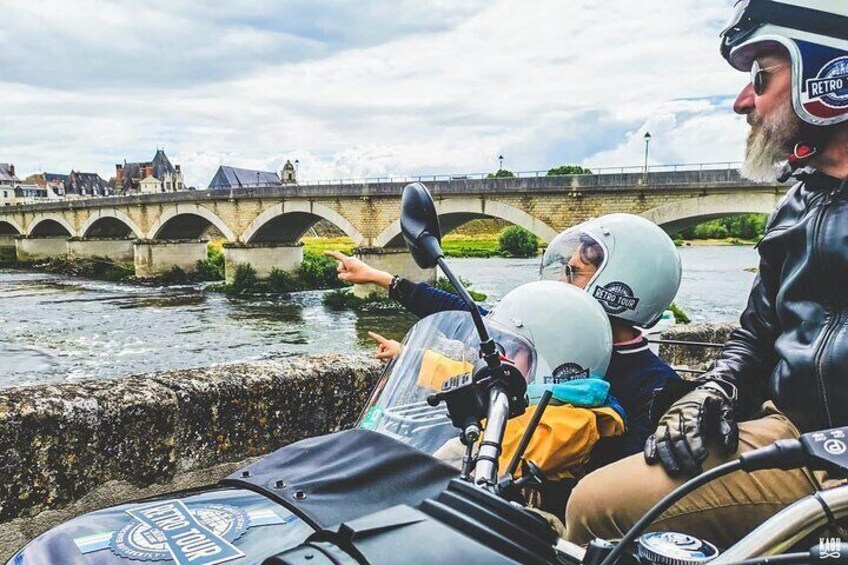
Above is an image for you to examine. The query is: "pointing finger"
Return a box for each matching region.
[368,331,389,344]
[324,250,349,263]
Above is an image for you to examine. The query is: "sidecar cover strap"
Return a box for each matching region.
[221,429,460,531]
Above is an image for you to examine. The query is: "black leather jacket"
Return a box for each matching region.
[702,169,848,433]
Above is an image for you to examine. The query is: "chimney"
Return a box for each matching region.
[116,164,123,180]
[8,164,14,177]
[145,165,154,178]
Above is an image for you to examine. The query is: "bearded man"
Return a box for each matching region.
[565,0,848,548]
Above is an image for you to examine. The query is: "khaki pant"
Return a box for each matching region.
[565,403,841,547]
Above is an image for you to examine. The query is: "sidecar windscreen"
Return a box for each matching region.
[357,311,536,456]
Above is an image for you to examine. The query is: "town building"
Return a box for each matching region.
[1,164,21,206]
[208,166,281,189]
[207,160,297,189]
[28,171,110,198]
[115,149,184,194]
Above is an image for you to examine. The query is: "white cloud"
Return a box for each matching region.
[0,0,750,187]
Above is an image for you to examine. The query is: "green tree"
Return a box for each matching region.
[547,165,592,176]
[486,169,515,179]
[499,225,539,257]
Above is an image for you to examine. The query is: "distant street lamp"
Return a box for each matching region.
[643,132,652,183]
[498,154,504,171]
[295,159,299,174]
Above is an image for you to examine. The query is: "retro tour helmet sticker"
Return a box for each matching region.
[796,39,848,124]
[592,281,640,315]
[73,499,292,562]
[547,363,590,384]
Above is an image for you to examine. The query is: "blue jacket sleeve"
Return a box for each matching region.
[393,278,488,319]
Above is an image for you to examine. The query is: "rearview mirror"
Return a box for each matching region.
[400,182,443,269]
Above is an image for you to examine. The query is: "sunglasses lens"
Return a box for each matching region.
[751,60,765,95]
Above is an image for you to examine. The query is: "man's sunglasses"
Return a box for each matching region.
[751,60,783,96]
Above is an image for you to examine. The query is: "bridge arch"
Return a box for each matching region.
[0,218,23,235]
[29,214,76,237]
[374,198,559,248]
[80,209,144,239]
[640,191,784,234]
[147,204,236,241]
[241,201,366,246]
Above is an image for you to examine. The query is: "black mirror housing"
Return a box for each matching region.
[400,182,443,269]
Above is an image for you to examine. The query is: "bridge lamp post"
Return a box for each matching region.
[498,154,504,172]
[643,132,652,183]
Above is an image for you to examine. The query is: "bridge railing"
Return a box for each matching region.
[298,161,743,185]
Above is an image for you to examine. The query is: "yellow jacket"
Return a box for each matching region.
[416,349,625,482]
[498,403,624,481]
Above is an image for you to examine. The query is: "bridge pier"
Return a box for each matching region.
[0,234,16,262]
[15,236,69,262]
[133,240,208,278]
[353,247,437,298]
[67,238,135,263]
[223,242,303,283]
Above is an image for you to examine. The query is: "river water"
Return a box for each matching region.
[0,246,758,388]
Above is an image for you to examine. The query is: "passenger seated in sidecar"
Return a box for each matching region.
[358,281,625,515]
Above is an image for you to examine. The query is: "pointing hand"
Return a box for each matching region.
[368,331,402,361]
[324,250,393,287]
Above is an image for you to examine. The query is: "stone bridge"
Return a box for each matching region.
[0,168,786,285]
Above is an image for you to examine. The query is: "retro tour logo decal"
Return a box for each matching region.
[73,499,291,563]
[546,363,589,384]
[593,282,639,315]
[806,56,848,109]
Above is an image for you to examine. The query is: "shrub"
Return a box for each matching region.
[160,265,189,285]
[486,169,515,178]
[670,303,691,325]
[268,268,301,293]
[231,263,258,293]
[299,250,345,289]
[196,247,224,281]
[498,226,539,258]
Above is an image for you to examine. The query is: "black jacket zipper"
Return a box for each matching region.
[810,185,843,428]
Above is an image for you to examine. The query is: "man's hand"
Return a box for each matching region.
[324,251,393,287]
[644,383,739,477]
[368,331,402,361]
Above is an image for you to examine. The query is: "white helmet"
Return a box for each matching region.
[539,214,682,328]
[721,0,848,127]
[487,281,612,384]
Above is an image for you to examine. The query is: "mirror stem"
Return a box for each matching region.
[436,255,490,343]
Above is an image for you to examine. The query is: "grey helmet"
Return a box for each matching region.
[720,0,848,127]
[487,280,612,384]
[539,213,682,328]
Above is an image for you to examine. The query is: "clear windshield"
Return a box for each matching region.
[357,311,537,456]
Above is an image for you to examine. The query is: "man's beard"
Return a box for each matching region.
[740,100,802,182]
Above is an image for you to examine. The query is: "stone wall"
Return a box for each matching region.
[0,355,382,557]
[659,323,738,373]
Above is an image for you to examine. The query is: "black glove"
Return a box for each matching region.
[644,382,739,477]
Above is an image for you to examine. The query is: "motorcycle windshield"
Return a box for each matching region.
[358,311,536,456]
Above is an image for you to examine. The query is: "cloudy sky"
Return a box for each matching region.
[0,0,748,187]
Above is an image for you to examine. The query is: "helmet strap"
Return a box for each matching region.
[777,142,818,182]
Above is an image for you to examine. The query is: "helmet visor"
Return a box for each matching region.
[720,0,761,61]
[539,226,606,289]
